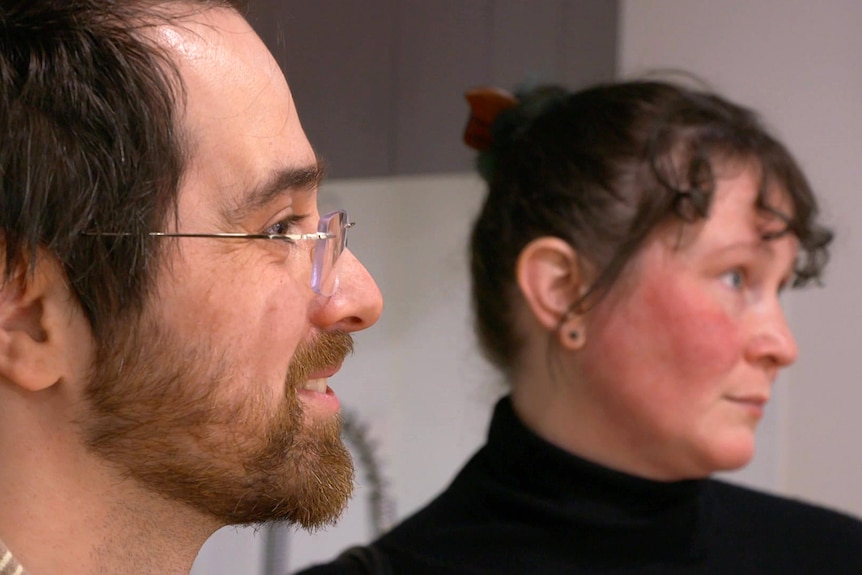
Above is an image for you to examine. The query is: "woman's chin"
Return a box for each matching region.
[703,435,757,475]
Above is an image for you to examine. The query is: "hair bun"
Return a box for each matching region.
[463,87,518,151]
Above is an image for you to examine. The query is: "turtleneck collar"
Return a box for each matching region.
[475,395,713,563]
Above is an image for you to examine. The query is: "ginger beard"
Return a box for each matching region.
[81,313,355,529]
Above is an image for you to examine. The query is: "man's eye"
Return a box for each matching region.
[265,214,306,236]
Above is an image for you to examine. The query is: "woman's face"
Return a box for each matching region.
[573,165,799,480]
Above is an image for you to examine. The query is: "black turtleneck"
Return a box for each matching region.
[298,396,862,574]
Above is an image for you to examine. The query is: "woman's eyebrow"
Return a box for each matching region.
[756,203,794,240]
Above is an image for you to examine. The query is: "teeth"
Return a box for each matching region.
[301,378,326,393]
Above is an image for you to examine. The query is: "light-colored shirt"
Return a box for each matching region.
[0,539,25,575]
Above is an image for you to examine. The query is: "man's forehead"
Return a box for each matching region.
[148,6,265,69]
[153,4,314,209]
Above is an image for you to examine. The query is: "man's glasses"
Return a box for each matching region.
[86,209,352,296]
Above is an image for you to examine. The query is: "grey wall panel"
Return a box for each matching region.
[248,0,397,177]
[490,1,619,103]
[392,1,492,175]
[559,1,619,87]
[491,0,564,88]
[246,1,619,179]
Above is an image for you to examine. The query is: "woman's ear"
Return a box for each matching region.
[516,237,590,349]
[0,256,85,392]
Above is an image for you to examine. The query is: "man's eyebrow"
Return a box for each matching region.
[223,161,326,224]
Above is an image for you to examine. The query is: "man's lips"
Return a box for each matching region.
[299,364,342,394]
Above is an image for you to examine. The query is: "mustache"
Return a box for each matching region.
[286,330,355,386]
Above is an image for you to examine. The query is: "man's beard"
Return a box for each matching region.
[80,313,355,530]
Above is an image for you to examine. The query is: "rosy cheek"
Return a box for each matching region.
[642,278,741,380]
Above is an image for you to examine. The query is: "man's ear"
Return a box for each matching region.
[0,256,83,392]
[516,237,590,348]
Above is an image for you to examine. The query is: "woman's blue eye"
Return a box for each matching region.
[721,269,744,290]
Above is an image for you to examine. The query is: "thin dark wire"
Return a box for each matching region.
[340,407,397,535]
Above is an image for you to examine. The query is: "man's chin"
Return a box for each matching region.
[276,434,354,530]
[276,408,354,525]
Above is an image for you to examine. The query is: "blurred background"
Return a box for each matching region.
[192,1,862,572]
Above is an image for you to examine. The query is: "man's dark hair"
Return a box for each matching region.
[0,0,243,345]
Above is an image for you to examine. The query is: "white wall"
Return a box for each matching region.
[194,166,839,575]
[195,3,862,572]
[621,0,862,515]
[193,174,498,574]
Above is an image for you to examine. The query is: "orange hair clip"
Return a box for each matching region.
[463,87,518,151]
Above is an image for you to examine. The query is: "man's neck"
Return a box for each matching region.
[0,412,218,575]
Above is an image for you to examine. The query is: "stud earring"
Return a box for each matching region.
[568,330,579,340]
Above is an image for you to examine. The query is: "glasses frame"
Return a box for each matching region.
[85,209,353,296]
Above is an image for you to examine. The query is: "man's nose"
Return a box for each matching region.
[312,248,383,332]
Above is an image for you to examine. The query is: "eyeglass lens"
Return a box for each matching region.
[311,210,348,296]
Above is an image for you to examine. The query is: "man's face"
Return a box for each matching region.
[82,7,382,529]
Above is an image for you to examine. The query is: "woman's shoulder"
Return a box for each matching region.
[707,478,862,564]
[295,545,391,575]
[709,478,862,524]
